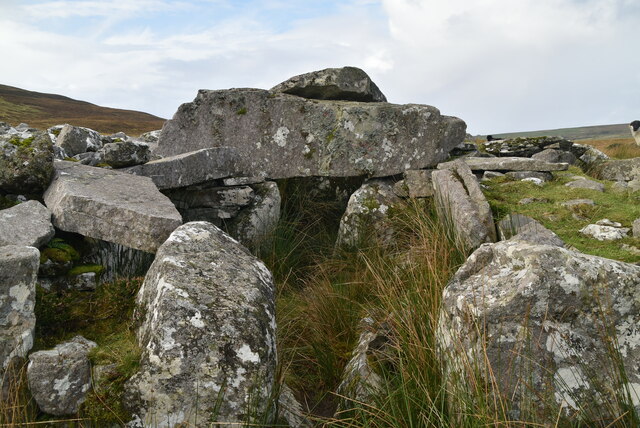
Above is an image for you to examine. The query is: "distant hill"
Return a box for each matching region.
[0,84,165,136]
[484,123,631,141]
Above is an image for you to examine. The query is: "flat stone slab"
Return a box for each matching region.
[0,200,54,248]
[156,88,466,179]
[565,178,605,192]
[454,157,569,172]
[125,148,240,190]
[44,161,182,253]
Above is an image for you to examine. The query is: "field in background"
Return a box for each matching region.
[484,123,631,141]
[0,84,166,136]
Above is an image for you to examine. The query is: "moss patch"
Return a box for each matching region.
[68,264,105,277]
[236,107,247,115]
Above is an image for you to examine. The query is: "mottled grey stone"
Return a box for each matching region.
[482,171,504,180]
[505,171,553,182]
[439,241,640,423]
[519,197,550,205]
[433,160,496,251]
[401,169,434,198]
[125,148,239,190]
[634,218,640,238]
[497,213,564,247]
[156,88,466,179]
[0,200,54,248]
[227,181,281,252]
[565,178,605,192]
[43,161,182,253]
[101,140,150,168]
[532,148,577,165]
[483,136,573,158]
[336,179,402,248]
[580,223,629,241]
[125,222,277,428]
[594,158,640,183]
[457,157,569,172]
[27,336,96,415]
[562,199,595,207]
[223,176,265,186]
[55,124,102,156]
[0,246,38,378]
[0,131,54,194]
[578,146,609,168]
[73,151,103,166]
[270,66,387,102]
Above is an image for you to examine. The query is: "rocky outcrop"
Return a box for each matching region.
[432,160,496,251]
[156,88,466,178]
[439,241,640,424]
[27,336,96,415]
[0,200,54,248]
[43,161,182,253]
[0,131,54,194]
[270,66,387,102]
[461,157,569,172]
[55,124,102,157]
[0,246,38,377]
[336,179,402,248]
[126,222,277,427]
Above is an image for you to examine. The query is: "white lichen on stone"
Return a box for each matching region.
[273,126,290,147]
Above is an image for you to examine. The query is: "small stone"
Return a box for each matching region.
[562,199,595,207]
[522,177,544,186]
[634,218,640,238]
[505,171,553,182]
[579,224,629,241]
[596,218,622,228]
[482,171,504,180]
[565,178,605,192]
[519,197,550,205]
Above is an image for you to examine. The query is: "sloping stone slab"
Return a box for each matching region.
[433,160,496,251]
[0,200,54,248]
[125,147,240,190]
[125,222,277,428]
[439,241,640,424]
[43,161,182,253]
[156,88,466,179]
[459,157,569,172]
[270,66,387,102]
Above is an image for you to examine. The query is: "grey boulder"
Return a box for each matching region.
[0,200,54,248]
[125,222,277,427]
[594,158,640,183]
[393,169,434,198]
[270,66,387,102]
[439,241,640,423]
[0,131,54,194]
[634,218,640,238]
[43,161,182,253]
[156,88,466,179]
[55,124,102,156]
[532,148,577,165]
[565,178,605,192]
[101,140,150,168]
[27,336,96,415]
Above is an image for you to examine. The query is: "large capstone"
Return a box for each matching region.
[270,66,387,102]
[0,246,38,378]
[0,200,54,248]
[125,222,277,427]
[432,160,496,251]
[43,161,182,253]
[0,131,54,194]
[439,241,640,424]
[156,88,466,179]
[27,336,96,415]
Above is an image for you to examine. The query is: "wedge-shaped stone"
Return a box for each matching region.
[0,200,54,248]
[125,222,276,427]
[43,161,182,253]
[156,88,466,179]
[459,157,569,172]
[125,147,240,189]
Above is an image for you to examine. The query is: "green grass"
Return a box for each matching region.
[482,166,640,263]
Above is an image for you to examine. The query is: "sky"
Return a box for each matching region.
[0,0,638,135]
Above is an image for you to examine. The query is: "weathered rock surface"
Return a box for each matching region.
[101,140,150,168]
[393,169,434,198]
[278,384,312,428]
[125,147,240,189]
[433,160,496,251]
[43,161,182,253]
[497,213,564,247]
[0,200,54,248]
[505,171,553,182]
[580,221,630,241]
[439,240,640,423]
[27,336,96,415]
[483,136,573,158]
[270,66,387,102]
[0,246,38,376]
[336,179,402,248]
[634,218,640,238]
[226,181,281,251]
[532,148,577,165]
[460,157,569,172]
[82,238,154,283]
[165,183,255,223]
[565,178,605,192]
[55,124,101,156]
[595,158,640,183]
[0,131,54,194]
[156,88,466,178]
[125,222,277,427]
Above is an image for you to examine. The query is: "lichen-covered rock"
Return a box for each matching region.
[27,336,96,415]
[55,124,102,156]
[125,222,277,427]
[433,160,496,251]
[0,200,54,248]
[460,157,569,172]
[0,246,38,378]
[594,158,640,183]
[156,88,466,179]
[226,181,281,251]
[577,145,609,168]
[125,148,240,190]
[44,161,182,253]
[497,213,564,247]
[439,241,640,424]
[0,131,54,194]
[482,136,573,158]
[100,140,150,168]
[565,177,605,192]
[336,179,402,248]
[532,148,577,165]
[270,66,387,102]
[579,221,630,241]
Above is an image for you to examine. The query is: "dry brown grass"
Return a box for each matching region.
[575,137,640,159]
